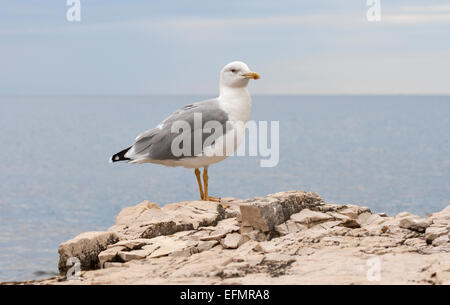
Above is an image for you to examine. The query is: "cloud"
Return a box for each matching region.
[256,52,450,95]
[383,5,450,24]
[383,13,450,24]
[1,2,450,95]
[0,13,362,37]
[3,6,450,38]
[160,14,362,29]
[400,5,450,13]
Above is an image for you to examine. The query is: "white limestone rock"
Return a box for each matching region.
[239,191,322,232]
[58,231,119,275]
[221,233,248,249]
[290,209,333,226]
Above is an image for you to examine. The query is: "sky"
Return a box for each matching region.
[1,0,450,95]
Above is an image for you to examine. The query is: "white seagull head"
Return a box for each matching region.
[219,61,260,89]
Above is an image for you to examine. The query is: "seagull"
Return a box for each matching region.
[110,61,260,201]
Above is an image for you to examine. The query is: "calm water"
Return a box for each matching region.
[0,95,449,282]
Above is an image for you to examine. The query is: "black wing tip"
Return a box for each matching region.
[110,146,132,163]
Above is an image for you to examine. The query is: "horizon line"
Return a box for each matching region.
[1,93,450,98]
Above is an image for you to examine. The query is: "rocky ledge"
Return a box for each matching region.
[32,191,450,284]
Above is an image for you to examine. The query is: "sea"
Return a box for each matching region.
[0,95,449,282]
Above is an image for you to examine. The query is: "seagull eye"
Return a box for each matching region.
[230,69,236,73]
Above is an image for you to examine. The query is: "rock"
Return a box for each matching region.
[263,253,296,264]
[98,239,162,265]
[255,241,277,253]
[319,220,342,229]
[42,191,450,285]
[199,218,240,241]
[429,206,450,222]
[403,238,427,249]
[117,243,163,262]
[246,254,264,266]
[339,205,371,218]
[242,230,269,242]
[108,238,152,250]
[239,191,322,232]
[215,217,241,232]
[141,244,161,254]
[339,218,360,228]
[425,226,448,243]
[170,245,199,257]
[199,231,229,241]
[297,224,329,242]
[329,225,351,236]
[358,212,386,226]
[345,228,368,238]
[285,220,305,232]
[58,231,119,275]
[98,246,125,267]
[235,240,260,255]
[432,235,449,247]
[326,212,360,228]
[115,200,160,225]
[221,233,248,249]
[118,250,147,262]
[290,209,333,226]
[103,262,127,269]
[219,197,243,218]
[357,212,391,235]
[321,236,343,246]
[275,220,306,235]
[221,262,249,278]
[338,206,359,219]
[148,238,188,258]
[399,216,432,232]
[197,240,219,252]
[274,223,289,235]
[109,200,226,239]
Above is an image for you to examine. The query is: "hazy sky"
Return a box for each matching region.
[1,0,450,95]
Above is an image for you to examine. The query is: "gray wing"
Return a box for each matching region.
[129,98,229,160]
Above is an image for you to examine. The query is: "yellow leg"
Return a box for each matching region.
[202,167,221,202]
[194,168,204,200]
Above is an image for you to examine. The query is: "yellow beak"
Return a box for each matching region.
[243,72,260,80]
